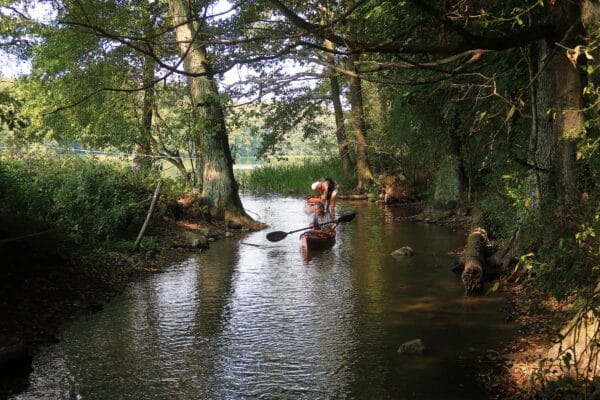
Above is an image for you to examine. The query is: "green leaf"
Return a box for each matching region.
[489,281,500,292]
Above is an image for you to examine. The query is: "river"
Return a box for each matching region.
[11,194,513,399]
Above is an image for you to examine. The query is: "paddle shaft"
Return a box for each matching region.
[285,218,338,236]
[266,213,355,242]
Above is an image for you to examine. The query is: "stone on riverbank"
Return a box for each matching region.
[182,231,209,249]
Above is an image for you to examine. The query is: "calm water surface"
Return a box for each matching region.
[12,195,513,399]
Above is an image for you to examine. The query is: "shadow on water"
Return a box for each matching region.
[11,194,515,399]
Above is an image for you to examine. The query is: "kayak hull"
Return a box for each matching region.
[300,230,336,251]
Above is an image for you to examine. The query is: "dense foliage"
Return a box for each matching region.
[0,155,160,247]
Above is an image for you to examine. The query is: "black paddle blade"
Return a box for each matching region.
[337,212,356,223]
[266,231,288,242]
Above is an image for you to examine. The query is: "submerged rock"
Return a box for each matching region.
[397,339,425,355]
[391,246,414,259]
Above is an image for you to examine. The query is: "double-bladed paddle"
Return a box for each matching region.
[266,212,356,242]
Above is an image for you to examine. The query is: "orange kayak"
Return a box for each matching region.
[300,229,336,251]
[303,196,324,214]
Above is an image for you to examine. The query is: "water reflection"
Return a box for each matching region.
[13,195,513,399]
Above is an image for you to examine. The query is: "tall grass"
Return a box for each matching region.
[237,158,347,195]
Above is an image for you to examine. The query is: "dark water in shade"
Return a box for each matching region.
[11,195,514,399]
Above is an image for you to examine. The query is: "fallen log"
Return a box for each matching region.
[337,194,371,200]
[461,228,489,295]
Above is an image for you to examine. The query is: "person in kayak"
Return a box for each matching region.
[311,177,339,215]
[309,203,336,233]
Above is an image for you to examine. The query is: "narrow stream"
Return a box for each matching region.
[12,195,513,399]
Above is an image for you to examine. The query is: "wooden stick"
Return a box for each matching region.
[133,179,163,251]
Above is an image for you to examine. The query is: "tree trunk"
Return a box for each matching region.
[324,39,353,178]
[348,54,373,191]
[551,1,586,206]
[448,125,467,197]
[168,0,260,227]
[140,23,192,182]
[141,58,154,149]
[554,50,585,206]
[525,40,557,212]
[524,2,587,211]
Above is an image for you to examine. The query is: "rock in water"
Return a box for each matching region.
[391,246,414,259]
[397,339,425,355]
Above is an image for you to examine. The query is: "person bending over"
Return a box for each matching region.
[311,177,339,214]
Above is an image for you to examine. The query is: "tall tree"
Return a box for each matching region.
[322,38,352,178]
[167,0,258,225]
[268,0,375,191]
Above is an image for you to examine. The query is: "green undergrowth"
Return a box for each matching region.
[237,158,348,195]
[476,187,599,303]
[0,155,177,255]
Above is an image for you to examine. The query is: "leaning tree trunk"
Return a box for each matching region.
[168,0,260,227]
[323,38,353,178]
[348,54,374,191]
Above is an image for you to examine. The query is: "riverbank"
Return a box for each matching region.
[0,216,240,398]
[397,202,583,398]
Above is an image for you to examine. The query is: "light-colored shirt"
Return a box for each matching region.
[310,212,335,232]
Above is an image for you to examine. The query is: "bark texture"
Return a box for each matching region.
[348,53,374,191]
[461,228,490,295]
[168,0,261,227]
[525,40,558,211]
[324,38,353,178]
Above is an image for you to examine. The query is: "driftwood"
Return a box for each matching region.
[337,194,370,200]
[461,228,490,294]
[133,179,163,251]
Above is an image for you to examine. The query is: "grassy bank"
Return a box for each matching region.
[237,158,347,194]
